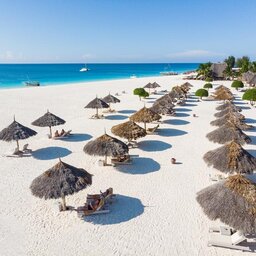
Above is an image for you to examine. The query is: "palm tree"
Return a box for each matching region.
[236,56,250,74]
[249,61,256,73]
[196,62,212,79]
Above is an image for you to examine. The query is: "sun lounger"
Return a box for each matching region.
[127,141,138,149]
[4,147,30,157]
[209,173,225,182]
[87,188,115,204]
[52,130,72,140]
[209,226,234,236]
[208,230,252,252]
[90,114,104,119]
[111,155,133,166]
[147,125,159,134]
[22,144,32,153]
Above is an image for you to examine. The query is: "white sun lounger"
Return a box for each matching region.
[52,130,72,140]
[209,173,225,182]
[208,231,252,252]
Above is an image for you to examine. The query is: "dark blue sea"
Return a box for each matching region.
[0,63,199,89]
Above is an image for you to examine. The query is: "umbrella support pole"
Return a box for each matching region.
[49,126,52,138]
[16,140,20,151]
[144,122,147,130]
[105,155,108,165]
[96,108,99,118]
[61,195,67,211]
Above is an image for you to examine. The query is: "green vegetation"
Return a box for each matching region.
[203,83,213,90]
[196,62,212,80]
[231,80,244,90]
[242,88,256,105]
[205,77,213,82]
[133,88,149,100]
[195,88,208,99]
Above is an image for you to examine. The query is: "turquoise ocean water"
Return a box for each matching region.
[0,63,199,89]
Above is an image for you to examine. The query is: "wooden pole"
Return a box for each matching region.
[49,126,52,138]
[144,122,147,130]
[105,155,108,165]
[16,140,19,151]
[61,195,66,211]
[96,107,99,117]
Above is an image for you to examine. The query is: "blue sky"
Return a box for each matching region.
[0,0,255,63]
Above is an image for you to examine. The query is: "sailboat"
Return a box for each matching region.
[80,64,90,72]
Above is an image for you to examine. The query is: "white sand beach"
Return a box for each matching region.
[0,75,255,256]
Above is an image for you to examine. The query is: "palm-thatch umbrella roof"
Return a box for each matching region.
[152,82,161,88]
[156,93,176,104]
[211,63,227,79]
[215,85,228,91]
[84,97,109,117]
[242,71,255,83]
[210,113,253,130]
[144,82,153,89]
[203,141,256,174]
[206,122,251,145]
[196,174,256,233]
[0,118,37,151]
[172,86,186,97]
[150,103,175,116]
[214,108,245,119]
[216,101,241,112]
[84,133,129,164]
[248,75,256,85]
[30,159,92,211]
[111,121,146,141]
[32,110,65,138]
[102,94,120,104]
[130,107,161,129]
[182,82,193,88]
[214,91,234,101]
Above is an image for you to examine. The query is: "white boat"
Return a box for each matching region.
[130,75,137,79]
[80,64,90,72]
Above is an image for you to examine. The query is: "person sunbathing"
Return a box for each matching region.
[54,130,60,137]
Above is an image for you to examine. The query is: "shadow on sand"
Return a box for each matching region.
[184,103,198,107]
[118,110,136,114]
[249,136,256,145]
[60,133,92,142]
[138,140,171,151]
[105,115,128,120]
[247,149,256,157]
[116,157,160,174]
[32,146,72,160]
[233,101,247,105]
[174,112,190,118]
[83,194,144,225]
[240,106,251,110]
[245,118,256,124]
[158,128,188,137]
[164,119,190,125]
[175,108,192,112]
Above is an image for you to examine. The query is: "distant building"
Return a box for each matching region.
[210,63,227,79]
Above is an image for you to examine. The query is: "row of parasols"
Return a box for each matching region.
[196,85,256,237]
[0,82,193,211]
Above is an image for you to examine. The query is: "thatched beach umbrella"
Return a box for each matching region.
[102,93,120,111]
[151,101,175,115]
[0,118,37,151]
[130,107,161,129]
[84,97,109,117]
[152,82,161,88]
[196,174,256,233]
[216,101,241,112]
[203,141,256,174]
[156,93,176,104]
[206,122,251,145]
[111,121,146,142]
[214,108,245,119]
[83,133,129,164]
[210,113,252,130]
[181,82,193,88]
[32,110,65,138]
[30,159,92,211]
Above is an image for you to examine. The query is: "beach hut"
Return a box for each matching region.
[214,108,244,119]
[210,63,227,80]
[210,113,252,130]
[84,97,109,118]
[111,121,146,142]
[203,141,256,174]
[0,118,37,152]
[102,93,120,112]
[130,107,161,130]
[196,174,256,234]
[30,159,92,211]
[242,71,255,84]
[206,122,251,145]
[32,110,65,138]
[83,133,129,165]
[216,101,241,112]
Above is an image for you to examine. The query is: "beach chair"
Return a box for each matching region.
[111,155,133,166]
[209,173,225,182]
[4,148,24,158]
[209,226,234,236]
[22,144,32,153]
[208,230,252,252]
[87,188,115,204]
[90,114,104,119]
[127,141,138,149]
[52,130,72,140]
[147,125,159,135]
[77,198,110,218]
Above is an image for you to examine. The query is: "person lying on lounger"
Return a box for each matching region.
[54,130,60,137]
[60,129,65,136]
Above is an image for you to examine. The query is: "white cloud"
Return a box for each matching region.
[0,51,25,62]
[167,50,223,59]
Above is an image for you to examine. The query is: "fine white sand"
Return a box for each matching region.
[0,76,255,256]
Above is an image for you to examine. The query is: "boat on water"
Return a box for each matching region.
[80,64,90,72]
[130,75,137,79]
[24,81,40,87]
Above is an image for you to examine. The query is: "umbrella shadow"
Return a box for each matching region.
[184,103,198,107]
[158,128,188,137]
[247,149,256,157]
[164,119,190,125]
[118,110,136,114]
[233,101,247,105]
[146,101,156,104]
[175,108,192,112]
[32,147,72,160]
[116,157,160,174]
[249,136,256,145]
[174,112,190,118]
[83,194,144,225]
[105,115,128,120]
[245,118,256,124]
[240,106,251,110]
[60,133,92,142]
[186,99,198,103]
[138,140,172,151]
